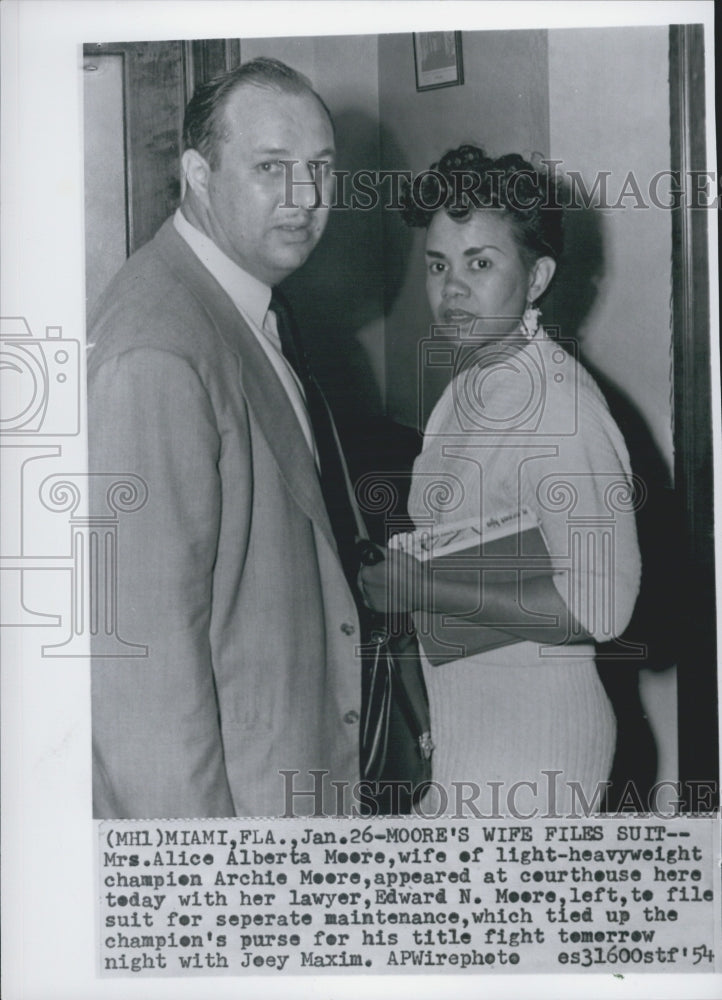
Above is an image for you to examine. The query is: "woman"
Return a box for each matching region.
[360,146,641,817]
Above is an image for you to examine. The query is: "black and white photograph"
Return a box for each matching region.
[1,2,720,998]
[81,20,716,823]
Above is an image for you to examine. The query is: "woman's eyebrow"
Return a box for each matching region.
[425,245,506,258]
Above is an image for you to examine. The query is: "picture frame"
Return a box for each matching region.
[413,31,464,91]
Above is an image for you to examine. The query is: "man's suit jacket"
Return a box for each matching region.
[88,218,362,819]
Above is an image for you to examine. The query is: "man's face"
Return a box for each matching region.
[202,85,335,285]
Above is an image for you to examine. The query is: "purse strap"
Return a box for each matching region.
[358,541,433,760]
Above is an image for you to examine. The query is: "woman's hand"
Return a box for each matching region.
[357,548,423,614]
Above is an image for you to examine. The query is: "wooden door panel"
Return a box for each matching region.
[83,38,241,309]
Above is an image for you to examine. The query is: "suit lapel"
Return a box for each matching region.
[153,219,338,554]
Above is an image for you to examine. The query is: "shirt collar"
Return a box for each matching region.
[173,207,271,330]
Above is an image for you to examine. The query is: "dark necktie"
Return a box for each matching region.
[270,295,430,815]
[269,290,360,586]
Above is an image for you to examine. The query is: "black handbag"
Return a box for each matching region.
[357,541,433,813]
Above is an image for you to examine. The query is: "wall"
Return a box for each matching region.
[547,27,674,478]
[378,30,550,427]
[547,26,677,786]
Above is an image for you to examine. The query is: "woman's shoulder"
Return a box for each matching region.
[422,333,619,440]
[536,337,623,427]
[436,336,576,436]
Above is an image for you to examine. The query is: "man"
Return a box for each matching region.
[88,59,362,818]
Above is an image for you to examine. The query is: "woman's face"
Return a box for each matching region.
[425,208,537,340]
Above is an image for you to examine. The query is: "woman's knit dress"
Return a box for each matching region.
[407,334,641,817]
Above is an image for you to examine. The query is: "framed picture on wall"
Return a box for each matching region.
[413,31,464,91]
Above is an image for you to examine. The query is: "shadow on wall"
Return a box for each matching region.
[547,195,678,805]
[281,110,413,419]
[545,199,605,347]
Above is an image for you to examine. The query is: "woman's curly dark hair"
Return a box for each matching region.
[400,144,563,263]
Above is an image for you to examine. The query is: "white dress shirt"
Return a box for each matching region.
[173,208,318,463]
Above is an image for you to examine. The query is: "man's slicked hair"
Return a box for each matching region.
[182,57,332,169]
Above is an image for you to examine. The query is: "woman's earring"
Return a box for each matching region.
[521,304,541,340]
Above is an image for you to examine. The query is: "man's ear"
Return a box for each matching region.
[181,149,212,199]
[527,256,557,302]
